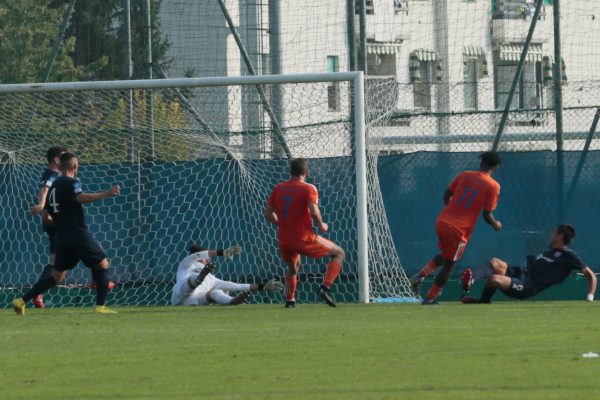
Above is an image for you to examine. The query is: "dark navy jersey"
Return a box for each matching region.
[39,168,60,189]
[44,176,87,236]
[527,247,586,292]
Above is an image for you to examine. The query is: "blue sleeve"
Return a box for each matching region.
[569,252,586,271]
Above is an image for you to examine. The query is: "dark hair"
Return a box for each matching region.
[189,244,206,254]
[556,224,576,245]
[59,152,78,172]
[290,158,308,177]
[479,151,502,169]
[46,146,67,164]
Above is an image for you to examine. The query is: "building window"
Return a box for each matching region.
[327,55,340,111]
[414,61,433,111]
[355,0,374,15]
[495,60,542,110]
[464,58,478,110]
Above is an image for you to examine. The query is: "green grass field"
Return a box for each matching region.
[1,302,599,400]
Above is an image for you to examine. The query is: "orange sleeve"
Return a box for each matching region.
[448,173,462,193]
[307,184,318,205]
[484,183,500,211]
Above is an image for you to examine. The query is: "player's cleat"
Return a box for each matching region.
[410,274,424,296]
[94,305,118,314]
[285,300,296,308]
[461,296,480,304]
[33,294,45,309]
[12,297,26,315]
[421,297,439,305]
[461,268,474,296]
[317,285,337,307]
[229,291,251,306]
[195,263,214,286]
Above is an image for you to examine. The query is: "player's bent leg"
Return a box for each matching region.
[489,258,509,275]
[423,258,455,303]
[479,275,511,304]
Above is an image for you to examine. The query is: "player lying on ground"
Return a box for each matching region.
[410,152,503,305]
[264,158,345,308]
[13,152,120,315]
[171,244,283,306]
[28,146,67,308]
[461,224,596,303]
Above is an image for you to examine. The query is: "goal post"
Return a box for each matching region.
[0,72,414,306]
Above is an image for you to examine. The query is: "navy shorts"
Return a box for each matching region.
[502,266,536,299]
[43,225,57,254]
[54,231,107,271]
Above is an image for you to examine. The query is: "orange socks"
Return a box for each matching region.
[323,261,342,288]
[285,275,297,301]
[426,283,442,300]
[419,259,440,278]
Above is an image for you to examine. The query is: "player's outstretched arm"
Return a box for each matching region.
[309,202,328,233]
[76,185,120,204]
[482,210,502,231]
[581,267,597,302]
[264,205,278,225]
[29,186,50,214]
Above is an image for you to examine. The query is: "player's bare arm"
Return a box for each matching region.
[482,210,502,231]
[29,186,50,215]
[76,185,120,204]
[443,188,453,205]
[264,204,278,225]
[581,266,597,302]
[308,202,328,232]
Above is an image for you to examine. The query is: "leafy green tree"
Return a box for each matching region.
[60,0,172,81]
[0,0,85,83]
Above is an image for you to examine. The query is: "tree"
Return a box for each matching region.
[60,0,172,81]
[0,0,85,83]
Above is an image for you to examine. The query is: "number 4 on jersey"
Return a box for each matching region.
[48,188,60,213]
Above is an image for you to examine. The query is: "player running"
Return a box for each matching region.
[264,158,345,308]
[461,224,597,303]
[171,244,283,306]
[413,151,503,304]
[12,152,120,315]
[28,146,67,308]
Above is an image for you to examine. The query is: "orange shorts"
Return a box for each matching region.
[279,236,336,263]
[435,222,468,262]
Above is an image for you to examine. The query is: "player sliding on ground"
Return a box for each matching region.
[171,244,283,306]
[264,158,345,308]
[461,224,597,303]
[13,152,120,315]
[411,151,503,304]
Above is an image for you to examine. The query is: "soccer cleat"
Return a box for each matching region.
[317,285,337,308]
[229,291,251,306]
[409,274,424,296]
[12,297,26,315]
[285,300,296,308]
[461,268,474,296]
[94,305,118,314]
[195,263,214,286]
[461,296,480,304]
[421,297,439,305]
[33,294,45,309]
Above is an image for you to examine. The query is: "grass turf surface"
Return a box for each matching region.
[1,302,599,399]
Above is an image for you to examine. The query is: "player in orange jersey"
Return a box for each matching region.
[264,158,345,308]
[412,151,503,304]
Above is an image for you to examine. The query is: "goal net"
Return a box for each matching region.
[0,73,415,307]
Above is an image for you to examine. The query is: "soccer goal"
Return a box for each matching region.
[0,72,415,306]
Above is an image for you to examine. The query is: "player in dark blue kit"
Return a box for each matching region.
[13,152,120,315]
[28,146,67,308]
[461,224,597,303]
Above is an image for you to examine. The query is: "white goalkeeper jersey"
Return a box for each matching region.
[171,251,218,305]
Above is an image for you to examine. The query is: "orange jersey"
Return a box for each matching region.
[268,179,319,244]
[436,171,500,239]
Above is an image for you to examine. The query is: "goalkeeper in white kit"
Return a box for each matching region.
[171,244,283,306]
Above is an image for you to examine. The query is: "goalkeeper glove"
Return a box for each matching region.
[222,245,242,259]
[261,279,283,292]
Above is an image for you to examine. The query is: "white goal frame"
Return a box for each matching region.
[0,72,370,303]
